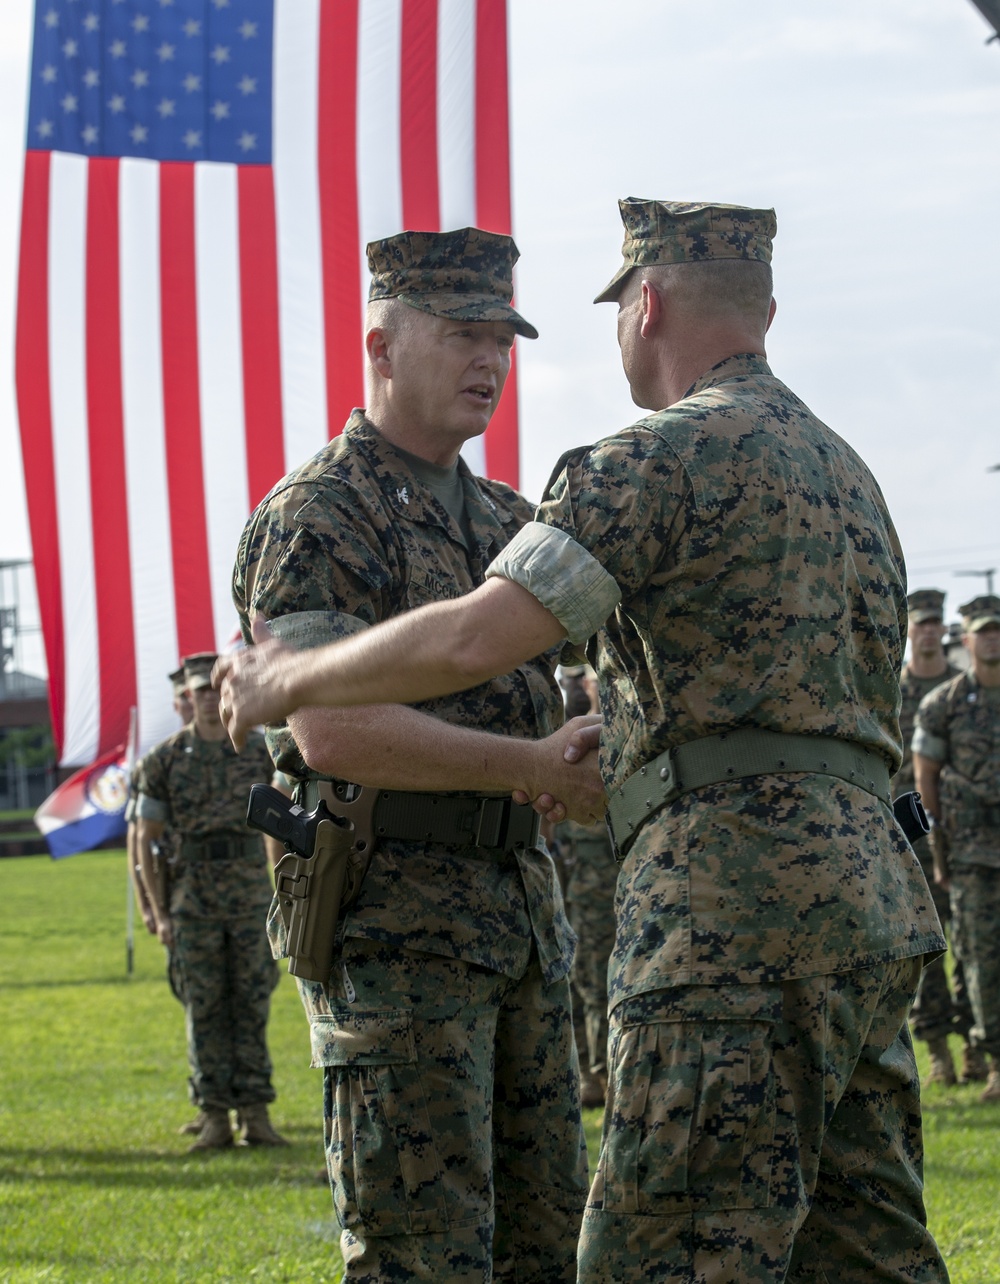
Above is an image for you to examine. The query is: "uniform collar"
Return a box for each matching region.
[343,410,514,547]
[683,352,772,401]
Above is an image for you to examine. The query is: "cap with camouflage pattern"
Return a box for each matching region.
[367,227,537,339]
[181,652,219,691]
[169,665,186,694]
[594,198,777,305]
[959,595,1000,633]
[907,588,946,625]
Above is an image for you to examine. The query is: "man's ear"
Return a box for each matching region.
[766,296,777,333]
[639,279,662,339]
[366,327,391,378]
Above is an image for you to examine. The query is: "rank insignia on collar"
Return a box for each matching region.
[396,486,409,505]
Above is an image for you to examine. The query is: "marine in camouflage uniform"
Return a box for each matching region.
[554,817,617,1106]
[137,653,284,1150]
[216,202,950,1282]
[127,667,192,943]
[894,590,977,1085]
[552,668,618,1110]
[231,230,590,1282]
[913,594,1000,1105]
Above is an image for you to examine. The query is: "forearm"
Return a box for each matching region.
[292,703,551,795]
[913,754,942,820]
[136,819,167,922]
[281,578,563,712]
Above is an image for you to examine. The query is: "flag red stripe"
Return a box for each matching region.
[475,0,518,487]
[400,0,441,230]
[318,0,364,439]
[159,162,215,657]
[15,152,65,754]
[85,157,136,749]
[474,0,512,237]
[237,165,285,509]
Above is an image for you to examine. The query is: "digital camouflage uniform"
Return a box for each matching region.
[554,819,617,1085]
[913,658,1000,1066]
[488,201,948,1283]
[137,726,279,1112]
[232,409,587,1281]
[894,651,969,1047]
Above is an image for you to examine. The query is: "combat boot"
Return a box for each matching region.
[580,1068,607,1110]
[178,1110,207,1136]
[979,1067,1000,1104]
[188,1107,233,1151]
[237,1103,290,1146]
[961,1042,989,1083]
[923,1037,957,1086]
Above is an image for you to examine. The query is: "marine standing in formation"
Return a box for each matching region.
[552,666,618,1111]
[895,589,979,1087]
[914,594,1000,1105]
[135,652,288,1151]
[215,199,949,1283]
[229,229,602,1282]
[126,666,192,941]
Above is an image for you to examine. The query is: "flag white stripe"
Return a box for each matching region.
[357,0,404,305]
[119,158,182,754]
[437,0,477,232]
[48,151,99,766]
[194,162,249,652]
[273,0,328,468]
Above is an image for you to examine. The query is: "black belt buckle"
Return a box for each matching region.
[473,797,539,851]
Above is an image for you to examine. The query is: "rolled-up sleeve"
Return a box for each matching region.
[911,726,947,762]
[136,793,169,823]
[486,521,621,645]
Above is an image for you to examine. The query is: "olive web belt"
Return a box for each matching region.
[606,727,892,861]
[300,781,540,854]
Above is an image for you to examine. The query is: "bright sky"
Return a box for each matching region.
[2,0,999,677]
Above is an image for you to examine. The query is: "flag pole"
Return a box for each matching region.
[125,706,138,976]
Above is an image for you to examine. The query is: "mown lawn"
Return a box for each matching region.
[0,851,996,1282]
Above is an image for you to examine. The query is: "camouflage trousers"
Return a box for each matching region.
[302,937,589,1283]
[171,914,279,1111]
[579,958,949,1284]
[908,839,972,1044]
[950,864,1000,1058]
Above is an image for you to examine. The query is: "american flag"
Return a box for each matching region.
[16,0,519,766]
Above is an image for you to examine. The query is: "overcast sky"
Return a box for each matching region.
[2,0,999,676]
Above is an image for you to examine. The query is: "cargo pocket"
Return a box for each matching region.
[312,1008,449,1237]
[594,986,781,1216]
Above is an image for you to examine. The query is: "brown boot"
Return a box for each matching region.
[924,1037,957,1086]
[178,1110,208,1136]
[188,1108,233,1151]
[979,1067,1000,1103]
[237,1103,290,1147]
[961,1042,989,1083]
[580,1068,607,1110]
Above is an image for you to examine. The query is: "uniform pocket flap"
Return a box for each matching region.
[619,984,783,1027]
[309,1008,416,1068]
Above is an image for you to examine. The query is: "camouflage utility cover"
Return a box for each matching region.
[960,594,1000,632]
[594,199,776,303]
[893,662,962,798]
[232,411,574,984]
[137,726,274,918]
[367,227,537,339]
[906,588,946,626]
[913,670,1000,868]
[495,353,944,1004]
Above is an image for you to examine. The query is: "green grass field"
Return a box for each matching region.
[1,852,997,1282]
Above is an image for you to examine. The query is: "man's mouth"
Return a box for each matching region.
[464,384,494,402]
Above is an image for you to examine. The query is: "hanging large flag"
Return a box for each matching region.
[15,0,519,767]
[34,745,129,858]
